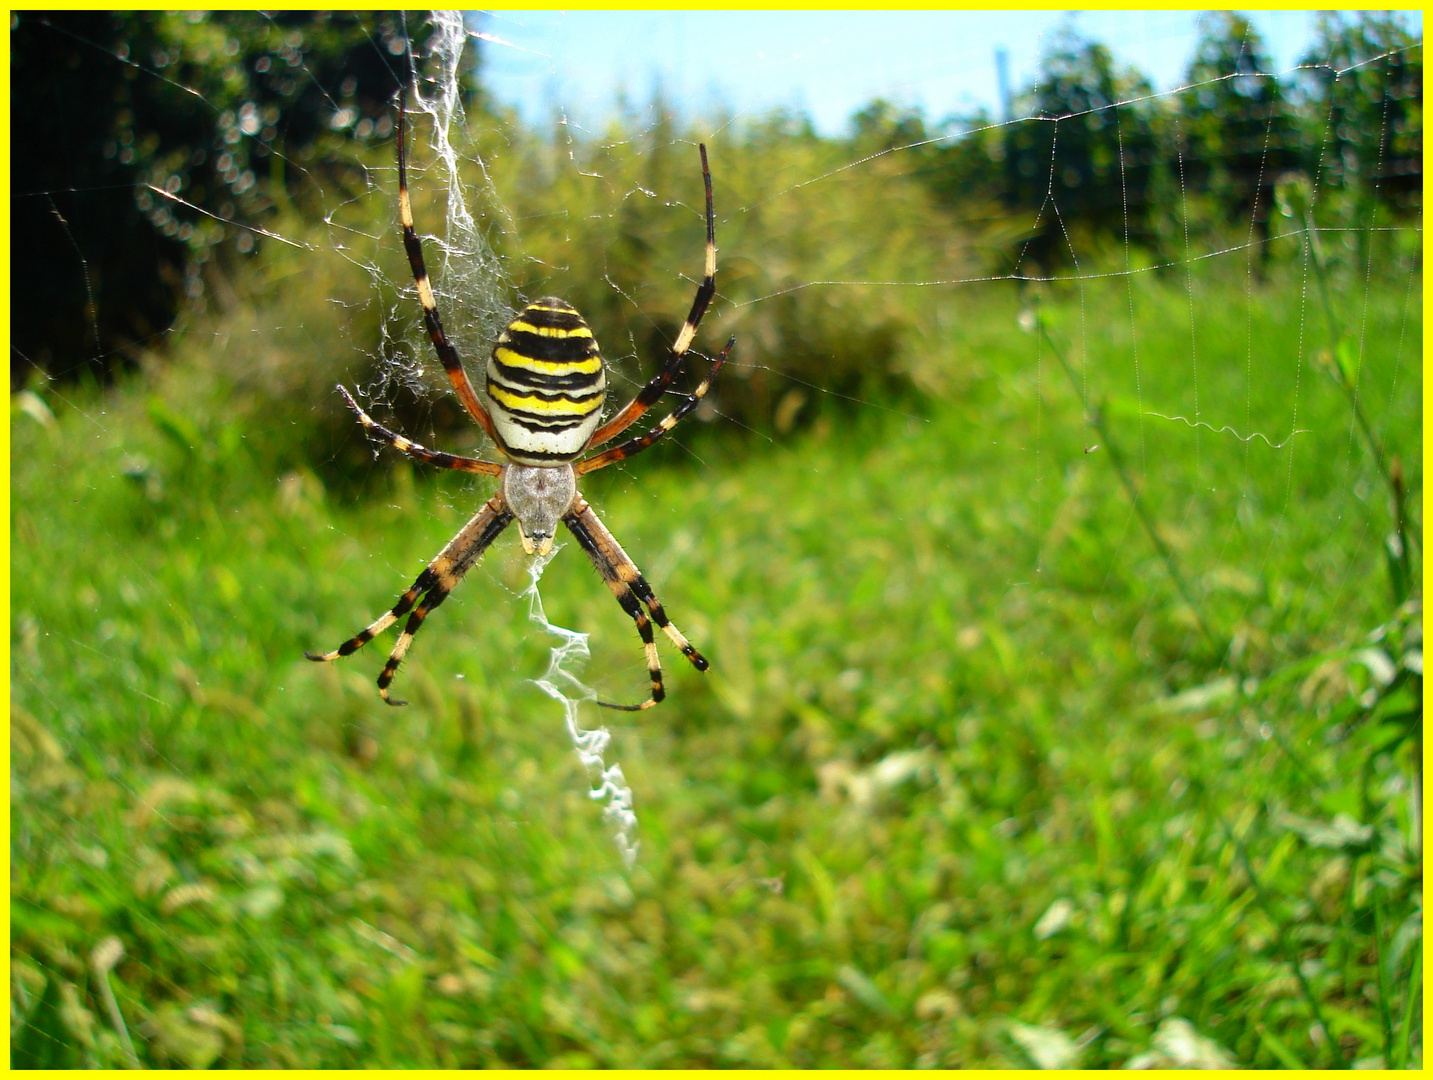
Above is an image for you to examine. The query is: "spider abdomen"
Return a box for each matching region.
[486,298,606,465]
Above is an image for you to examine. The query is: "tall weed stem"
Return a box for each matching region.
[1036,310,1223,659]
[1303,213,1420,599]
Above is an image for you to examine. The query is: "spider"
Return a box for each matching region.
[306,88,731,710]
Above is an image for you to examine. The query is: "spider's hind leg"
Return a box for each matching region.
[305,573,431,664]
[562,497,708,711]
[307,497,513,706]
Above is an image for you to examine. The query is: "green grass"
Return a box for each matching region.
[10,255,1421,1066]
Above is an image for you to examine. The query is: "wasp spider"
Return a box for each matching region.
[307,89,731,710]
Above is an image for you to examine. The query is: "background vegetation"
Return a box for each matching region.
[11,10,1423,1068]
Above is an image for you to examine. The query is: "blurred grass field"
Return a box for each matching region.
[10,119,1423,1066]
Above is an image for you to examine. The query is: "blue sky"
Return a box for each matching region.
[475,11,1422,137]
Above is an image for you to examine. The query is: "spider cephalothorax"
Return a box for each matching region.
[307,87,732,710]
[502,461,575,556]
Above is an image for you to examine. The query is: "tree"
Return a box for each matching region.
[11,12,460,387]
[1175,13,1298,248]
[1300,12,1422,219]
[999,27,1160,270]
[850,99,933,162]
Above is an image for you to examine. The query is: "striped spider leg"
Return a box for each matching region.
[576,335,733,476]
[306,497,513,706]
[336,384,501,477]
[396,84,500,446]
[557,335,730,709]
[563,497,706,711]
[582,143,718,451]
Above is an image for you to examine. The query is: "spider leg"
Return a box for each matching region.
[585,144,717,450]
[337,385,502,476]
[307,496,514,706]
[576,336,733,476]
[562,497,708,711]
[398,85,502,447]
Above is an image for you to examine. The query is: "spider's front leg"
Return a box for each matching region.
[584,143,718,450]
[562,496,708,711]
[396,85,501,444]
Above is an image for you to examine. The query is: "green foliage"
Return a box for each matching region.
[1177,14,1299,247]
[897,14,1420,274]
[61,104,987,483]
[18,12,1421,398]
[11,254,1421,1066]
[1300,12,1423,219]
[36,198,399,498]
[12,11,432,385]
[1001,31,1160,268]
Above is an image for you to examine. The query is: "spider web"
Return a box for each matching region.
[9,8,1423,1067]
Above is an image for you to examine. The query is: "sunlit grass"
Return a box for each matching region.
[10,254,1421,1066]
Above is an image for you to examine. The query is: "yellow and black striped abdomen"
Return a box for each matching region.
[486,298,607,465]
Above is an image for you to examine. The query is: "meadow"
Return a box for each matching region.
[10,115,1423,1066]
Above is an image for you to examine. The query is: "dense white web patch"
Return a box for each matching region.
[360,11,518,407]
[523,550,640,866]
